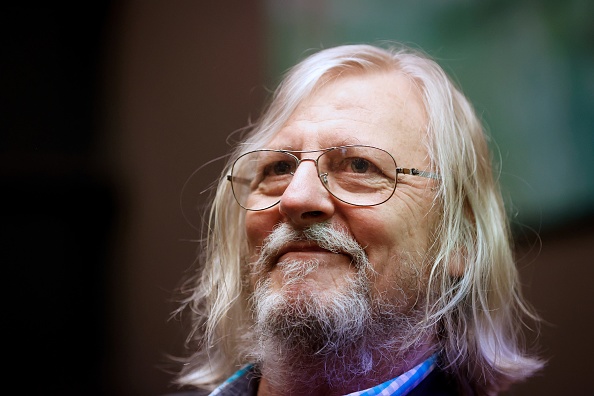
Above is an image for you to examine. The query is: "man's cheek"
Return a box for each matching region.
[351,222,395,252]
[245,216,274,253]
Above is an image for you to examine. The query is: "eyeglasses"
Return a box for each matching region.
[226,145,440,211]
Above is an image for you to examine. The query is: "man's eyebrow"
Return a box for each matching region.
[267,145,295,151]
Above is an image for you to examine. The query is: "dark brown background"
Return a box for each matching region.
[2,2,592,395]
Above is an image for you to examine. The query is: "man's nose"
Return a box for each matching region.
[278,159,335,225]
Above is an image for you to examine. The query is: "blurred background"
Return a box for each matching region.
[2,1,592,395]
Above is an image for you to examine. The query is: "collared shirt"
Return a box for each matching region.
[209,354,437,396]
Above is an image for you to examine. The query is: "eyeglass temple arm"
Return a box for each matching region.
[397,167,441,180]
[227,175,251,185]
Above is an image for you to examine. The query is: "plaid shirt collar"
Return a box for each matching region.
[344,354,437,396]
[210,354,437,396]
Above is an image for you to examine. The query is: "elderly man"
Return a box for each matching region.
[171,43,543,396]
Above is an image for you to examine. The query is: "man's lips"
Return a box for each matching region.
[272,242,352,266]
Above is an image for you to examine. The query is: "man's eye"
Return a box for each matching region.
[350,158,370,173]
[274,160,293,175]
[267,160,293,176]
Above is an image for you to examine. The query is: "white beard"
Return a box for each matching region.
[244,222,432,392]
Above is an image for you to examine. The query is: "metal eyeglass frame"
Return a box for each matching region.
[226,144,440,211]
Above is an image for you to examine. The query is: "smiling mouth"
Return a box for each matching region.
[272,243,353,268]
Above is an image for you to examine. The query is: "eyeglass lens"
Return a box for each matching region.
[230,146,398,210]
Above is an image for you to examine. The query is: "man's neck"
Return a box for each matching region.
[255,347,435,396]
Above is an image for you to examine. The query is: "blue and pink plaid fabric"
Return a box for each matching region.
[345,354,436,396]
[210,354,436,396]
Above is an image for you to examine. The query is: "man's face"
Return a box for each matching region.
[245,71,439,308]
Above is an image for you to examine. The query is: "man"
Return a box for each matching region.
[171,43,543,395]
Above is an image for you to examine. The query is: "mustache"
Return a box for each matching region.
[251,222,370,276]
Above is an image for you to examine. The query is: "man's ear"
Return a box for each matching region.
[447,248,466,278]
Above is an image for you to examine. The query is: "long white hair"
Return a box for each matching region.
[173,43,543,395]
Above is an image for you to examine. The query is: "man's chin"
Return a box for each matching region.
[269,283,344,310]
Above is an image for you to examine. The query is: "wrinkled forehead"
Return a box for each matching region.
[260,71,430,166]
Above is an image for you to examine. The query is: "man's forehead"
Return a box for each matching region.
[265,72,428,156]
